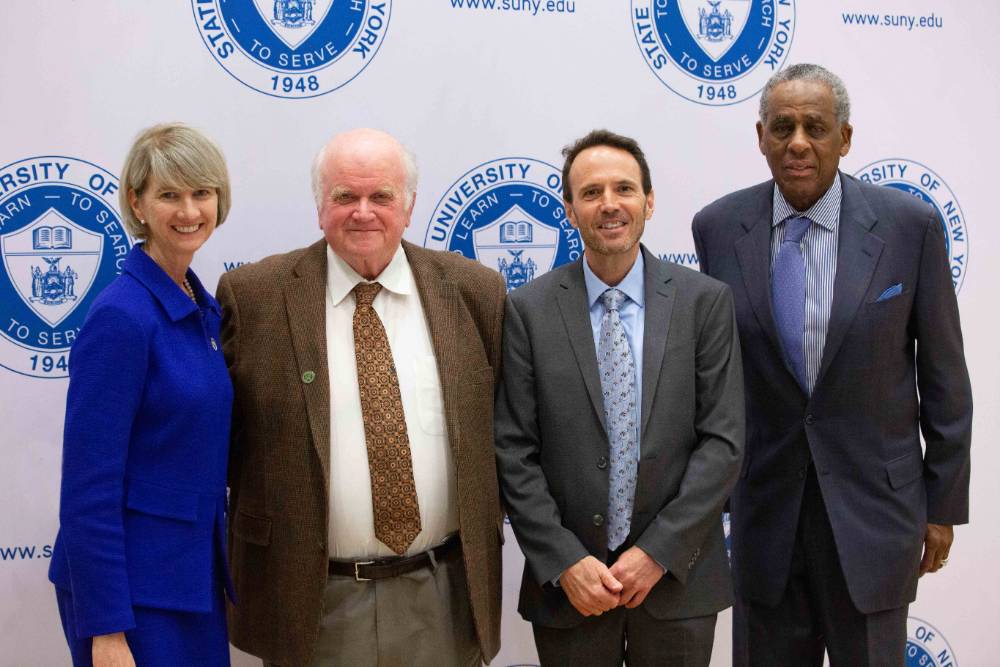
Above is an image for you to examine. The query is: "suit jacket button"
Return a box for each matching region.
[805,413,816,425]
[597,456,608,470]
[592,514,605,527]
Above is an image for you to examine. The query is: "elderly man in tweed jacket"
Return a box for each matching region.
[218,128,505,667]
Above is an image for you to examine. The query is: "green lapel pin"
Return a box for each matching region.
[302,370,316,384]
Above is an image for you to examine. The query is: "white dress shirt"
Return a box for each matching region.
[325,245,457,559]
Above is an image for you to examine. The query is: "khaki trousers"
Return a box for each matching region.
[267,544,480,667]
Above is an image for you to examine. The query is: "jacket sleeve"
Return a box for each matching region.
[913,213,973,525]
[58,304,148,637]
[634,284,745,582]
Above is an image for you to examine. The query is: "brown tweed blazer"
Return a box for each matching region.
[217,239,505,666]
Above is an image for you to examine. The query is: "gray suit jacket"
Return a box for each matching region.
[218,239,506,666]
[692,173,972,613]
[495,246,745,627]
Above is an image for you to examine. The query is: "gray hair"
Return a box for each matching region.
[310,135,418,210]
[119,123,231,241]
[759,63,851,126]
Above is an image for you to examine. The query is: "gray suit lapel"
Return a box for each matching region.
[639,248,674,441]
[555,262,608,434]
[285,240,331,490]
[816,176,884,387]
[405,242,462,460]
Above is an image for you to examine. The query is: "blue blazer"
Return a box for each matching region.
[49,245,235,639]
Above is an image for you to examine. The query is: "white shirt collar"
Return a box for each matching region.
[326,244,413,306]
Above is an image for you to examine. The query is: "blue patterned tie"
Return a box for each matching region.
[597,288,638,551]
[772,215,812,391]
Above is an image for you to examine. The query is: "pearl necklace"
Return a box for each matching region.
[182,278,197,304]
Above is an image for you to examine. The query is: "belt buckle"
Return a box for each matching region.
[354,560,375,582]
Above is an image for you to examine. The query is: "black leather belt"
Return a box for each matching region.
[329,534,460,581]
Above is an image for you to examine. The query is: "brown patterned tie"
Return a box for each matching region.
[353,282,421,555]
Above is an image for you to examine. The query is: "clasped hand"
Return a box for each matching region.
[559,547,665,616]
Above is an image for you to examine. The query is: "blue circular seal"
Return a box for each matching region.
[0,156,132,379]
[424,157,582,291]
[631,0,796,106]
[907,617,958,667]
[854,158,968,293]
[191,0,392,99]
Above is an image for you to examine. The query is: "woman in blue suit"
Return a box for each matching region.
[49,123,235,666]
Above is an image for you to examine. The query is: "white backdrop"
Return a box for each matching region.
[1,2,996,666]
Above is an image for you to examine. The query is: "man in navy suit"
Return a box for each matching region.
[692,64,972,665]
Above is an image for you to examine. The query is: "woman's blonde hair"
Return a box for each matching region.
[118,123,231,240]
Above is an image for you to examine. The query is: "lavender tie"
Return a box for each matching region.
[598,288,638,551]
[772,215,812,391]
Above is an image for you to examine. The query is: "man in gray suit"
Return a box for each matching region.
[495,129,745,666]
[693,64,972,665]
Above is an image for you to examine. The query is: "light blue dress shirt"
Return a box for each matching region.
[582,253,645,452]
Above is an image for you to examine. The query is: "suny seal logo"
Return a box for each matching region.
[425,157,582,291]
[854,159,968,293]
[0,156,131,379]
[906,617,958,667]
[632,0,796,105]
[192,0,391,99]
